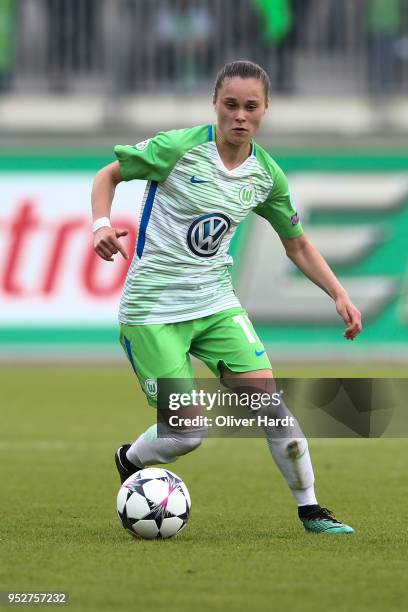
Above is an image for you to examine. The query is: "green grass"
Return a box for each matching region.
[1,365,407,612]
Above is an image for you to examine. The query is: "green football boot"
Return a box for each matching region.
[300,507,354,534]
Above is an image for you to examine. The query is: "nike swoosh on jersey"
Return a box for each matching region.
[190,175,211,184]
[255,350,266,356]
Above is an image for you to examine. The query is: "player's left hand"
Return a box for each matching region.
[335,295,362,340]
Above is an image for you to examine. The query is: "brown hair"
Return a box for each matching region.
[213,60,271,103]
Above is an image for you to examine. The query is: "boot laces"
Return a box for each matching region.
[308,507,342,524]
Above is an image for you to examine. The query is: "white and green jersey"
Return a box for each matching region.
[114,124,303,325]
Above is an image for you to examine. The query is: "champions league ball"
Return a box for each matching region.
[116,468,191,539]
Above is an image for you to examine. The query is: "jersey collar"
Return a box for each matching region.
[210,124,256,173]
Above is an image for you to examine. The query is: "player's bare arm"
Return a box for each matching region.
[280,234,362,340]
[91,161,129,262]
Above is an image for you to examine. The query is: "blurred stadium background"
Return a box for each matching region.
[1,0,408,370]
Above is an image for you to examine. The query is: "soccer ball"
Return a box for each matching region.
[116,467,191,539]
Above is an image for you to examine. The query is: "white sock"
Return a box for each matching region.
[266,437,318,506]
[126,423,205,466]
[293,485,318,506]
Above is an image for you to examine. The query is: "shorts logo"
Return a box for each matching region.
[239,184,256,205]
[187,213,231,258]
[134,139,150,151]
[145,379,157,397]
[291,212,300,225]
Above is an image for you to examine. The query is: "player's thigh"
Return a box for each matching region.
[190,307,272,377]
[119,322,194,407]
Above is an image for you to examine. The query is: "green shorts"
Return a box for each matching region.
[119,307,271,407]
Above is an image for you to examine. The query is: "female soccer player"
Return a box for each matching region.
[91,60,362,534]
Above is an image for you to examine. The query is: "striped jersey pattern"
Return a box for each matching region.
[114,124,302,325]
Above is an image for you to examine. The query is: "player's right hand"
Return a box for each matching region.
[93,227,129,262]
[335,295,362,340]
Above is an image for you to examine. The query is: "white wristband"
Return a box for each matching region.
[92,217,111,233]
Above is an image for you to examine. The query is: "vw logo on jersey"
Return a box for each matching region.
[187,213,231,258]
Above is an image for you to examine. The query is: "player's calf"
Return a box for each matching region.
[122,423,206,472]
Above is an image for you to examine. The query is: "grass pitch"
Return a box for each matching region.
[1,365,407,612]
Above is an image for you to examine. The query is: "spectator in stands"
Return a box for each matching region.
[366,0,403,95]
[0,0,14,92]
[45,0,98,92]
[154,0,214,86]
[251,0,311,94]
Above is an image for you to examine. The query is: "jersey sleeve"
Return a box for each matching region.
[253,165,304,238]
[114,130,184,183]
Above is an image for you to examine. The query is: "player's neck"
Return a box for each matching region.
[215,132,251,171]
